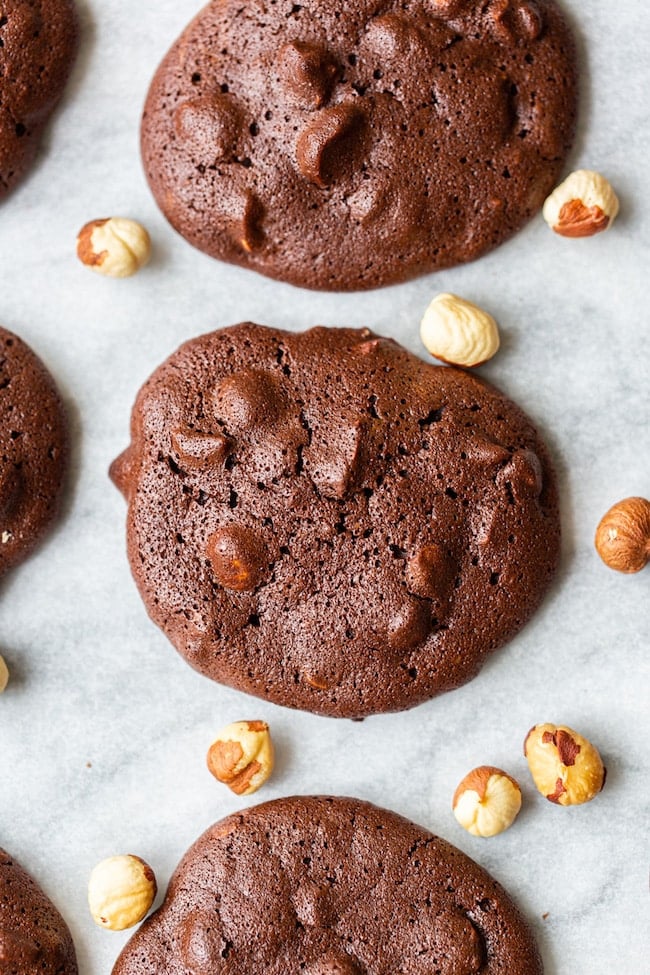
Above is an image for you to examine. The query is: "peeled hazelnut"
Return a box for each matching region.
[543,169,619,238]
[452,766,522,837]
[76,217,151,278]
[420,293,500,368]
[207,720,274,796]
[595,496,650,574]
[524,723,606,806]
[88,854,157,931]
[0,654,8,693]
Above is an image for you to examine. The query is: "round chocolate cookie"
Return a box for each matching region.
[0,327,68,577]
[113,796,543,975]
[0,1,78,201]
[141,0,577,291]
[0,848,78,975]
[111,323,559,718]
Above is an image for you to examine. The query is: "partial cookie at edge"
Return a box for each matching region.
[0,848,78,975]
[112,796,543,975]
[0,327,68,577]
[141,0,578,290]
[0,1,79,200]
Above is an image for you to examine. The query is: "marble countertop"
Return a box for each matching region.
[0,1,648,972]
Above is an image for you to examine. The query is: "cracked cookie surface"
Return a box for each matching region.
[111,323,559,718]
[112,796,543,975]
[0,848,78,975]
[0,0,78,201]
[0,327,68,578]
[141,0,577,290]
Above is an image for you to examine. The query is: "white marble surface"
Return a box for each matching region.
[0,1,648,972]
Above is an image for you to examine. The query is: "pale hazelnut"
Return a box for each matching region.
[420,293,500,368]
[207,720,274,795]
[88,854,157,931]
[524,723,606,806]
[452,766,522,837]
[595,497,650,574]
[0,654,8,693]
[543,169,619,238]
[76,217,151,278]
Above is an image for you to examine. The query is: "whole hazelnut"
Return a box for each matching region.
[595,497,650,573]
[0,654,8,693]
[207,720,274,796]
[452,766,522,837]
[88,854,157,931]
[543,169,619,238]
[524,723,606,806]
[76,217,151,278]
[420,293,500,368]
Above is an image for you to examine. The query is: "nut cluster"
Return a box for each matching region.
[543,169,619,238]
[453,766,522,837]
[76,217,151,278]
[595,496,650,574]
[207,720,274,795]
[524,723,606,806]
[88,854,157,931]
[420,293,500,368]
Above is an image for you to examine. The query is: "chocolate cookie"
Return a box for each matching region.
[0,327,68,577]
[0,848,78,975]
[113,796,543,975]
[141,0,577,291]
[0,1,78,201]
[111,324,559,718]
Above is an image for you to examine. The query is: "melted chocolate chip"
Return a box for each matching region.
[207,524,271,591]
[277,41,339,110]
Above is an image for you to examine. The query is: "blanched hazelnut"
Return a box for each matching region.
[452,766,522,837]
[420,293,500,368]
[524,723,606,806]
[88,854,157,930]
[76,217,151,278]
[207,720,274,795]
[595,497,650,573]
[543,170,619,237]
[0,654,8,693]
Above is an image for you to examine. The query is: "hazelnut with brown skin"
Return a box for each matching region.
[595,497,650,573]
[88,855,157,931]
[453,766,522,837]
[207,720,274,795]
[77,217,151,278]
[543,170,619,238]
[524,723,606,806]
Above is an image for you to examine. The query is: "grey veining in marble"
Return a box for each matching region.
[0,1,648,973]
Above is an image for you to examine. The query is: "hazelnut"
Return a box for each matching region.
[206,720,274,796]
[0,654,8,693]
[452,766,522,837]
[543,169,619,238]
[524,723,606,806]
[88,854,157,931]
[76,217,151,277]
[594,497,650,574]
[420,293,500,368]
